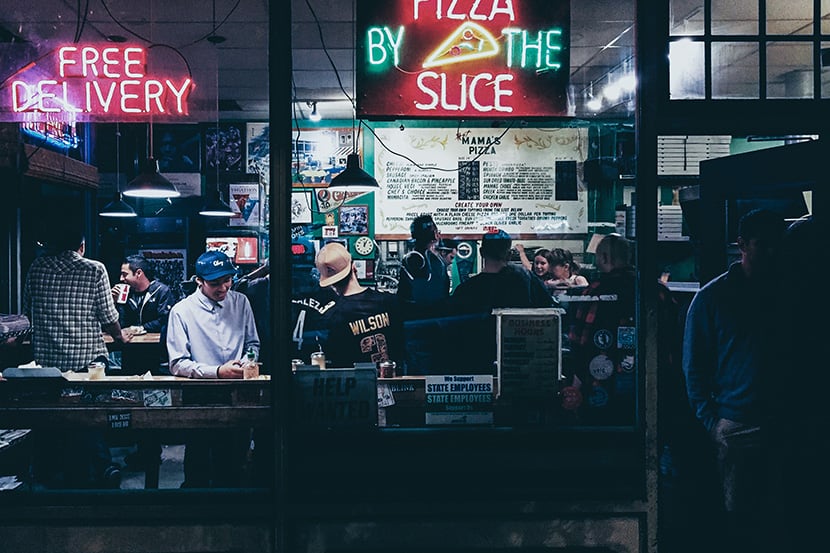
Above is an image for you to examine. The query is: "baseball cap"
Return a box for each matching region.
[195,250,237,281]
[480,229,512,257]
[316,243,352,287]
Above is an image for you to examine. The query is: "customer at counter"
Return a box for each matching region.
[166,250,259,488]
[166,250,259,379]
[315,242,402,367]
[451,229,554,312]
[114,254,176,338]
[397,214,451,319]
[23,224,129,488]
[448,229,554,374]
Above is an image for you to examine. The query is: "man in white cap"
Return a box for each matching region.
[166,250,259,487]
[315,242,402,368]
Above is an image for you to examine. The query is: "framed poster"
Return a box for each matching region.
[246,123,269,181]
[204,123,244,172]
[293,128,354,186]
[291,191,313,224]
[153,124,201,173]
[338,205,369,235]
[136,249,187,300]
[229,183,262,227]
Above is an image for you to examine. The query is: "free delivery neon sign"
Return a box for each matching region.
[6,44,194,120]
[356,0,570,118]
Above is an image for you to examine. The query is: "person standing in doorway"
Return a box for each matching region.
[682,208,787,552]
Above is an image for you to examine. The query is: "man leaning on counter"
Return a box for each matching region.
[166,250,259,379]
[165,250,259,488]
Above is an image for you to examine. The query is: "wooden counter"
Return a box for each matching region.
[0,373,271,430]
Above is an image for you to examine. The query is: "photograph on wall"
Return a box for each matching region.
[291,191,313,224]
[206,236,259,265]
[293,128,354,185]
[204,123,244,172]
[136,249,187,301]
[247,123,269,180]
[229,183,262,227]
[153,124,201,173]
[338,205,369,235]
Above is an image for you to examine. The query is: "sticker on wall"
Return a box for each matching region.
[593,329,613,350]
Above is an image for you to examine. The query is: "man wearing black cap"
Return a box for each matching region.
[451,229,553,312]
[166,250,259,487]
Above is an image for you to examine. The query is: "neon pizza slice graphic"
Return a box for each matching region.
[422,21,500,69]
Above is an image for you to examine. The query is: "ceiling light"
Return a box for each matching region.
[106,35,127,43]
[206,34,226,44]
[99,192,137,218]
[308,101,321,122]
[123,157,181,198]
[328,153,379,191]
[199,188,236,217]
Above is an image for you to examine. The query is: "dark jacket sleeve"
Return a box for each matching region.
[142,284,176,333]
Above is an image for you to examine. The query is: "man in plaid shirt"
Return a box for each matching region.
[24,231,131,371]
[23,226,131,488]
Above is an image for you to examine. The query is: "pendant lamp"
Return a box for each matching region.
[199,187,235,217]
[100,192,137,217]
[328,153,379,191]
[123,156,181,198]
[99,123,137,217]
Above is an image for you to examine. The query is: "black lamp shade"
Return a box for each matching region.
[99,192,137,218]
[123,157,181,198]
[199,189,236,217]
[328,153,379,191]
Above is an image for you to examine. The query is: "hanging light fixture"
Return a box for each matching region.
[100,124,137,217]
[199,187,235,217]
[328,153,379,191]
[308,101,321,122]
[100,192,137,217]
[122,129,181,199]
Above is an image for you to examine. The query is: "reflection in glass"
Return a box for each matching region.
[670,40,705,99]
[670,0,704,36]
[766,0,812,35]
[712,0,758,35]
[824,1,830,35]
[767,42,813,99]
[821,42,830,98]
[712,42,759,98]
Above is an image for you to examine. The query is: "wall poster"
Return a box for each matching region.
[373,127,588,237]
[229,183,262,227]
[292,128,354,185]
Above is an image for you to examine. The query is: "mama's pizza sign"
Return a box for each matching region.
[356,0,570,119]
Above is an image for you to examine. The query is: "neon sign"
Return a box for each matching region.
[356,0,570,118]
[2,44,195,122]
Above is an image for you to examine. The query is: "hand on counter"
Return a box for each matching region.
[118,328,134,343]
[217,360,245,379]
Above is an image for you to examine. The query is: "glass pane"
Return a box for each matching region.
[767,0,813,35]
[670,40,705,99]
[767,42,814,99]
[712,0,758,35]
[670,0,704,36]
[712,42,759,98]
[823,1,830,34]
[821,42,830,98]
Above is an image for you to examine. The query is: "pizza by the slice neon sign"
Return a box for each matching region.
[7,44,194,119]
[357,0,570,119]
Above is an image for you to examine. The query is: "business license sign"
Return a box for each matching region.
[356,0,570,119]
[0,43,214,122]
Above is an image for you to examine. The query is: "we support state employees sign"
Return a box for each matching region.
[356,0,570,118]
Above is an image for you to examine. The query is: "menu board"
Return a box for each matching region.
[493,308,563,399]
[373,127,588,237]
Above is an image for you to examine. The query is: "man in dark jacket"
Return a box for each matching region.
[682,208,787,551]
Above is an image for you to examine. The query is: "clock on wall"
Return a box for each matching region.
[354,236,375,256]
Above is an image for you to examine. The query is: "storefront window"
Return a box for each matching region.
[712,42,759,98]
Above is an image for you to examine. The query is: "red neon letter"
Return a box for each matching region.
[59,47,78,77]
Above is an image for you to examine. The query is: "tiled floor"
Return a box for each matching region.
[111,444,185,489]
